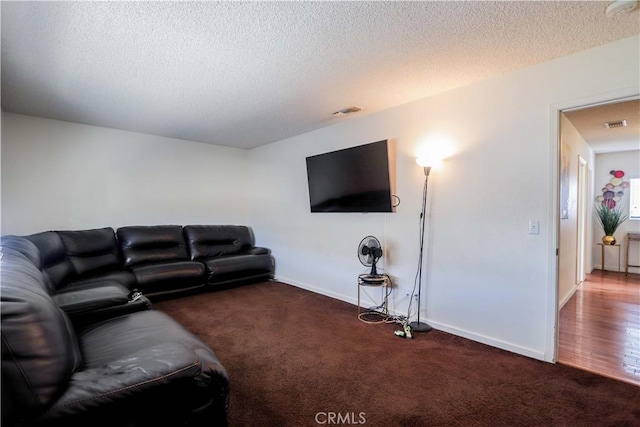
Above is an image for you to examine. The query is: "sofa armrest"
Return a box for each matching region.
[44,343,202,418]
[53,285,130,315]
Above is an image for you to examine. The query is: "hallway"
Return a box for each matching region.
[558,270,640,386]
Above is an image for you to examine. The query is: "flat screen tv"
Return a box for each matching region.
[305,140,394,213]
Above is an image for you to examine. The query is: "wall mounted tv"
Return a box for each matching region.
[305,139,395,213]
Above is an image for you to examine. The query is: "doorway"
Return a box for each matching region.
[555,97,640,384]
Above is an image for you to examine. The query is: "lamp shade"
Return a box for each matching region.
[416,156,441,175]
[415,157,431,167]
[415,158,433,177]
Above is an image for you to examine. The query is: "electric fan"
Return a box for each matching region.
[358,236,384,280]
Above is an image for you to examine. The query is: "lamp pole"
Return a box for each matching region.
[409,165,432,332]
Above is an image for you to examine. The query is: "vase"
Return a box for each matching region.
[602,235,616,245]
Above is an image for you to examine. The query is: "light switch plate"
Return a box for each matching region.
[528,220,540,235]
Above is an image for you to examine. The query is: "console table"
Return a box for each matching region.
[598,243,621,274]
[357,273,389,324]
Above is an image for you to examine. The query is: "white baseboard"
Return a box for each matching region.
[274,275,359,306]
[275,275,546,362]
[558,283,578,310]
[422,319,546,361]
[593,263,640,274]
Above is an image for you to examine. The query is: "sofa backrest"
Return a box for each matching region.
[25,231,75,292]
[116,225,189,267]
[183,225,253,260]
[0,235,41,268]
[1,247,82,424]
[57,228,122,276]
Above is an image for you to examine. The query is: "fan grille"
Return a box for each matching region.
[358,235,382,269]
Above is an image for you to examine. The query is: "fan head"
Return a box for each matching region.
[358,236,383,275]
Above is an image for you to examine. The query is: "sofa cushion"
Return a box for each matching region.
[117,225,189,267]
[44,342,203,424]
[34,310,229,425]
[68,269,137,291]
[130,261,206,294]
[79,310,222,370]
[57,228,122,276]
[184,225,253,260]
[25,231,75,292]
[203,253,273,283]
[1,250,82,422]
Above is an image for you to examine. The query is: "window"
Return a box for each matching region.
[631,178,640,220]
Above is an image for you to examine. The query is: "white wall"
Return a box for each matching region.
[1,35,638,363]
[1,113,250,235]
[593,150,640,273]
[248,35,640,361]
[558,116,595,308]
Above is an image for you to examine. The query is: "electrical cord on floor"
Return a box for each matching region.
[358,273,412,327]
[381,275,409,325]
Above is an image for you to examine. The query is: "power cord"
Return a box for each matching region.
[357,271,414,339]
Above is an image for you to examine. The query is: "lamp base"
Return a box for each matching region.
[408,321,432,332]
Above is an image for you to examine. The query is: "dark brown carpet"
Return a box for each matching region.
[155,281,640,427]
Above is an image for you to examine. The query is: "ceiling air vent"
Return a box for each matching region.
[332,106,362,117]
[604,119,627,129]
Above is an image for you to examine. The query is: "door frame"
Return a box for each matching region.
[576,155,588,285]
[546,86,639,362]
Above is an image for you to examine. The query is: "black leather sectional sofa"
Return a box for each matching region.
[1,225,274,426]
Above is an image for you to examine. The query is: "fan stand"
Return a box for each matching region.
[369,256,379,276]
[360,256,385,284]
[357,272,389,323]
[357,236,388,322]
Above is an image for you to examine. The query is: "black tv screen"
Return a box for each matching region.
[305,140,394,213]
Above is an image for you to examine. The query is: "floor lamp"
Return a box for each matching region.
[409,160,432,332]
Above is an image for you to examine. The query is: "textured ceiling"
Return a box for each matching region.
[1,1,639,149]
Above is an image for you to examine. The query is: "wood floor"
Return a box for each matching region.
[558,270,640,386]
